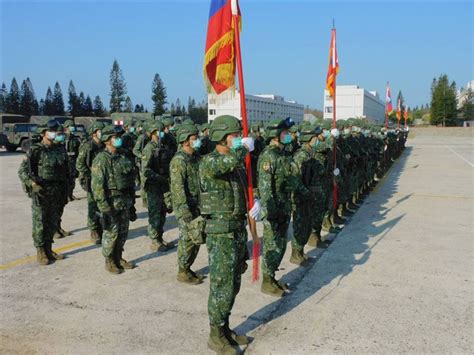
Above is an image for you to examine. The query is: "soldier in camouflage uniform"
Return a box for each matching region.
[170,124,204,285]
[290,124,323,264]
[64,120,81,201]
[258,117,308,297]
[91,125,136,274]
[18,120,69,265]
[76,122,105,244]
[141,121,174,252]
[199,115,257,354]
[121,118,138,222]
[198,123,212,156]
[133,121,151,208]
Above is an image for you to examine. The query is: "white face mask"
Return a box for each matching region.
[46,131,56,140]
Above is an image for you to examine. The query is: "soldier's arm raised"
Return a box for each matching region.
[205,147,248,177]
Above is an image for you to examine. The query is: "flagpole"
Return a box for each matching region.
[232,7,260,282]
[331,26,338,210]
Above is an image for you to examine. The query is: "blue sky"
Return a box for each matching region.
[1,1,473,111]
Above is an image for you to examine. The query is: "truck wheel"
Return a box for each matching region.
[5,144,17,152]
[21,139,31,153]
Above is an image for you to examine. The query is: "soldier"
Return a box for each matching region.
[258,117,307,297]
[64,120,81,201]
[141,121,174,252]
[170,124,204,285]
[91,125,136,274]
[198,123,212,156]
[199,115,257,354]
[290,124,323,265]
[121,118,138,222]
[18,120,69,265]
[133,120,151,207]
[250,122,265,187]
[76,122,105,244]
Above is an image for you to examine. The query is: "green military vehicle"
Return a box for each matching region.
[0,114,38,152]
[74,116,112,133]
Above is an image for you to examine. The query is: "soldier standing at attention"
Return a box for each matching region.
[170,123,204,285]
[121,118,139,222]
[18,120,69,265]
[91,125,136,274]
[63,120,81,201]
[290,124,323,265]
[76,122,105,244]
[141,121,174,252]
[258,117,305,297]
[199,115,258,355]
[133,120,151,208]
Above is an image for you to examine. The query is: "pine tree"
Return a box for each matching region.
[134,104,143,113]
[38,99,45,115]
[78,92,86,116]
[20,79,35,117]
[44,87,54,115]
[430,74,458,126]
[461,88,474,120]
[68,80,81,117]
[175,98,183,115]
[52,82,65,115]
[27,78,39,115]
[93,95,106,117]
[109,59,127,113]
[151,73,167,115]
[7,77,21,114]
[169,103,176,115]
[124,96,133,112]
[83,95,94,116]
[0,82,7,113]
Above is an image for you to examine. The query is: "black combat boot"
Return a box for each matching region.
[44,243,65,261]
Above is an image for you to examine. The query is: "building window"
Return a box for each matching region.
[325,106,333,113]
[209,109,216,115]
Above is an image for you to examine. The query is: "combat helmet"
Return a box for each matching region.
[147,121,163,135]
[88,121,105,135]
[100,124,124,142]
[176,124,199,143]
[36,119,59,134]
[209,115,242,142]
[264,117,295,139]
[299,124,322,143]
[64,119,75,128]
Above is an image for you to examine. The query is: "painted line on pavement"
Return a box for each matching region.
[445,145,474,168]
[0,240,92,271]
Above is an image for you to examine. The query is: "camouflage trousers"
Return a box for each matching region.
[262,217,290,277]
[206,226,248,327]
[87,192,101,231]
[291,201,313,251]
[177,218,201,271]
[31,186,64,247]
[102,209,130,258]
[144,186,167,239]
[312,190,328,234]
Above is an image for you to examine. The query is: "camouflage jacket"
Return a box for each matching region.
[76,138,103,178]
[140,139,172,189]
[91,149,135,213]
[291,144,321,201]
[64,133,81,162]
[170,148,200,222]
[133,133,150,160]
[199,147,249,222]
[18,142,70,197]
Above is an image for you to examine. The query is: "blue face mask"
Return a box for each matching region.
[159,131,165,139]
[69,127,76,132]
[281,133,292,145]
[191,138,202,150]
[129,127,136,133]
[112,137,123,148]
[323,131,330,139]
[54,134,65,143]
[313,139,321,148]
[231,137,243,150]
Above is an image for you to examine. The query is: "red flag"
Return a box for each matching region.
[385,83,393,114]
[204,0,241,94]
[326,28,339,98]
[396,97,401,121]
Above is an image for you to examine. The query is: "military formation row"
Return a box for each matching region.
[18,115,407,355]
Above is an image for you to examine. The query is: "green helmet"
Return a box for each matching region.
[176,124,199,143]
[64,119,74,128]
[299,124,322,142]
[182,118,194,126]
[124,118,134,127]
[264,117,295,139]
[251,122,261,132]
[37,119,59,134]
[88,121,105,135]
[147,121,163,135]
[162,117,174,128]
[209,115,242,142]
[199,123,210,132]
[57,124,65,133]
[101,124,124,142]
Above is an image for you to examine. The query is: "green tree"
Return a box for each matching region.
[6,77,21,114]
[52,81,65,115]
[124,96,133,112]
[460,88,474,121]
[38,99,45,115]
[83,95,94,116]
[68,80,82,117]
[430,74,458,126]
[93,95,106,117]
[43,87,54,115]
[134,104,145,113]
[0,82,8,113]
[19,78,39,117]
[175,98,183,115]
[151,73,167,115]
[109,59,127,113]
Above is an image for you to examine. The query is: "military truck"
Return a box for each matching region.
[30,115,72,125]
[110,112,156,125]
[0,114,38,152]
[74,117,112,132]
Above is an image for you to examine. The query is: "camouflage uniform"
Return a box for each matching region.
[18,120,69,264]
[121,119,138,221]
[76,122,105,242]
[91,125,135,274]
[199,115,251,354]
[170,124,202,283]
[64,120,81,200]
[141,122,174,250]
[133,129,150,207]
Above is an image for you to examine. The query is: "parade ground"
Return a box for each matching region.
[1,131,473,354]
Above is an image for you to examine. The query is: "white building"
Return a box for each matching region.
[323,85,385,123]
[208,90,304,124]
[457,80,474,109]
